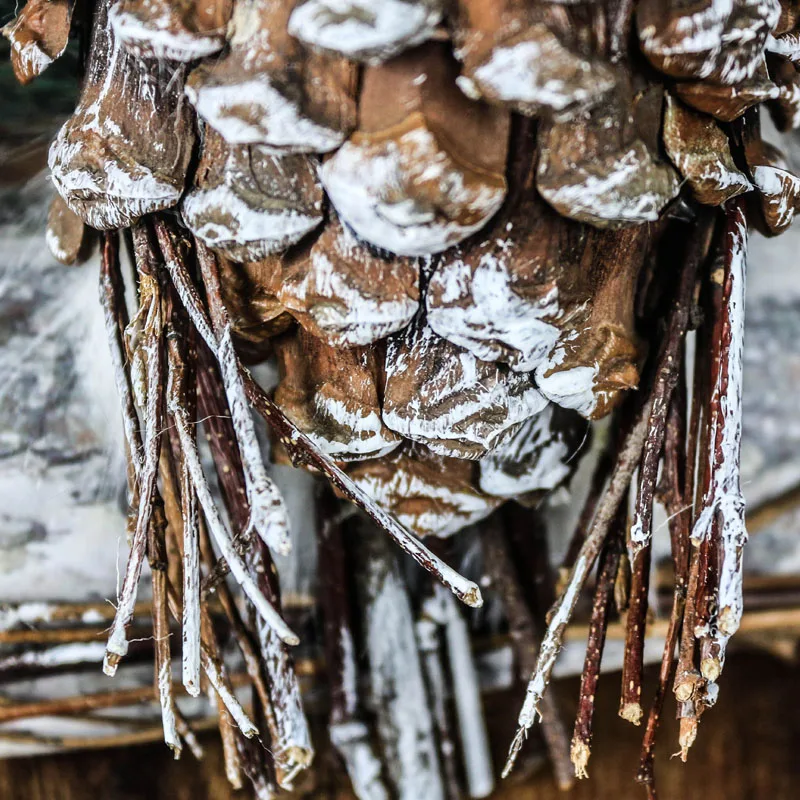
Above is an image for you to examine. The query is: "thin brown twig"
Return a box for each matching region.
[571,516,624,779]
[637,368,690,794]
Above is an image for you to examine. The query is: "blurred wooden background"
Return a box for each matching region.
[0,650,797,800]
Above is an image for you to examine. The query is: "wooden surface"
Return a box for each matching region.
[0,650,797,799]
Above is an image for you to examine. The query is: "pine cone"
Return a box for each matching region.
[21,0,796,540]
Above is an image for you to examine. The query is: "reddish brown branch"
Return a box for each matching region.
[571,516,624,779]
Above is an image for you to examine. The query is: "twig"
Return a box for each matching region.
[154,217,482,609]
[146,497,181,756]
[619,542,651,726]
[570,521,624,779]
[98,231,142,477]
[104,225,165,676]
[0,672,251,723]
[628,212,712,558]
[503,394,651,778]
[690,200,749,670]
[637,373,691,794]
[194,347,313,788]
[165,334,299,647]
[558,436,616,590]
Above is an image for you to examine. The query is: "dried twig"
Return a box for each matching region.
[503,396,651,777]
[571,520,624,779]
[104,225,165,676]
[637,377,691,794]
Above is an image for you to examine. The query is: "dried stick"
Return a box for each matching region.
[690,200,749,672]
[99,231,142,476]
[180,455,201,696]
[0,671,251,723]
[147,497,181,756]
[571,521,624,779]
[638,379,691,795]
[620,542,651,726]
[0,600,149,633]
[503,396,651,778]
[165,334,299,647]
[194,348,313,788]
[104,225,165,676]
[558,436,616,588]
[481,515,573,791]
[317,485,390,800]
[154,218,481,609]
[629,212,713,558]
[173,707,204,760]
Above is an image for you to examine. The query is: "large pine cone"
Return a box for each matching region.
[33,0,800,538]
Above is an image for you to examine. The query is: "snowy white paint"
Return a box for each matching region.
[691,206,749,649]
[479,406,574,498]
[383,319,548,458]
[289,0,442,63]
[426,242,564,373]
[218,326,293,556]
[321,126,505,257]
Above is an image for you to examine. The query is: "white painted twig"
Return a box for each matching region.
[169,387,299,647]
[200,648,258,738]
[104,281,162,675]
[217,326,292,557]
[181,460,202,697]
[691,203,749,662]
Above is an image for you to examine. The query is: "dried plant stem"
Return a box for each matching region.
[0,600,151,633]
[217,704,245,790]
[0,671,251,723]
[690,200,749,674]
[558,437,616,589]
[165,336,298,647]
[571,522,624,779]
[147,499,181,756]
[180,458,201,697]
[104,227,165,676]
[637,378,691,794]
[154,218,481,609]
[99,231,142,475]
[629,212,712,558]
[619,543,651,726]
[194,341,313,789]
[503,396,651,778]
